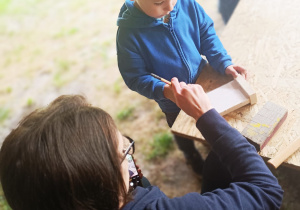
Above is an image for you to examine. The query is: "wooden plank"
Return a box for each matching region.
[235,75,257,104]
[268,138,300,169]
[241,101,288,151]
[222,0,300,169]
[207,79,250,116]
[171,65,256,142]
[171,0,300,169]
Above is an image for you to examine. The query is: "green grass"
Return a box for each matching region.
[113,83,121,94]
[53,73,65,87]
[0,0,11,14]
[147,132,174,160]
[53,73,70,88]
[70,0,85,10]
[53,27,79,39]
[56,59,73,71]
[0,108,10,124]
[116,107,134,121]
[52,59,75,87]
[0,0,45,15]
[26,98,34,107]
[11,44,24,55]
[6,87,12,93]
[99,40,113,60]
[101,40,112,48]
[154,107,166,121]
[3,57,11,67]
[113,78,124,95]
[99,48,108,61]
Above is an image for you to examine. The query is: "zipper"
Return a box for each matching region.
[166,18,192,83]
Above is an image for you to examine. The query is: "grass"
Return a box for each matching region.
[6,87,12,94]
[147,131,174,160]
[26,97,34,107]
[11,45,24,56]
[53,73,66,88]
[53,59,75,87]
[117,107,135,121]
[2,0,49,15]
[56,59,73,71]
[113,78,124,95]
[70,0,86,10]
[0,108,10,124]
[3,57,11,68]
[99,46,109,61]
[0,0,11,14]
[53,27,79,39]
[113,82,121,94]
[154,107,166,121]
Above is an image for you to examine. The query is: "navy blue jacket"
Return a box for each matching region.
[117,0,233,113]
[122,109,283,210]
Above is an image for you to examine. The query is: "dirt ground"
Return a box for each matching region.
[0,0,299,209]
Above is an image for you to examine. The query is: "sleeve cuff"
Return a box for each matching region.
[219,60,233,74]
[196,109,231,145]
[154,81,166,100]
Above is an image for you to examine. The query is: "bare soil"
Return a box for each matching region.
[0,0,299,209]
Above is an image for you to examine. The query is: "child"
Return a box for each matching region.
[116,0,247,176]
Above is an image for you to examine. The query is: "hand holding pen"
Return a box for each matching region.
[150,73,212,120]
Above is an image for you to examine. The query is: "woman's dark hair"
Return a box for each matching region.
[0,95,129,210]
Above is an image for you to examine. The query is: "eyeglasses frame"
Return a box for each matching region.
[121,136,135,163]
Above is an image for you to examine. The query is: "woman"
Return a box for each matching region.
[0,78,283,210]
[0,94,131,209]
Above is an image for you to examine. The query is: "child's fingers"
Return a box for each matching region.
[232,70,239,78]
[233,65,247,74]
[234,65,248,80]
[239,68,248,80]
[233,65,247,73]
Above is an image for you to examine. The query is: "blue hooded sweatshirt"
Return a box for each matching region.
[117,0,233,113]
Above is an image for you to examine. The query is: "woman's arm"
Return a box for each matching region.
[170,77,283,209]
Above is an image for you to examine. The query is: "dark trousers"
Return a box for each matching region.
[164,112,199,159]
[165,112,232,193]
[143,153,233,193]
[219,0,239,24]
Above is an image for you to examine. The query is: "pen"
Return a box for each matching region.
[150,73,172,86]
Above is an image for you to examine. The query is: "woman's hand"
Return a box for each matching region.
[170,78,212,121]
[133,158,143,178]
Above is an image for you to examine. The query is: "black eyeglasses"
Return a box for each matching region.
[121,136,135,163]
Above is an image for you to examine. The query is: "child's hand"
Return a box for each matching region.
[163,84,175,102]
[225,65,248,80]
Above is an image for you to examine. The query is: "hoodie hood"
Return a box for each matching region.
[117,0,178,28]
